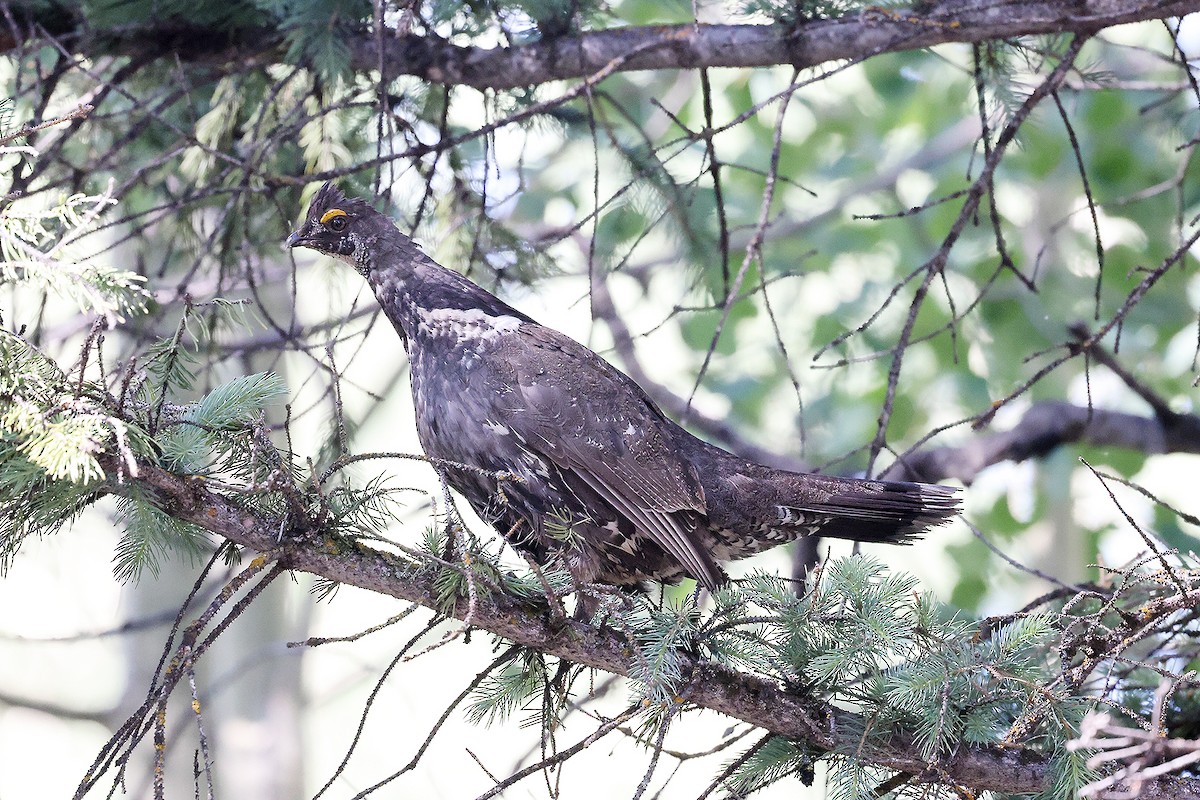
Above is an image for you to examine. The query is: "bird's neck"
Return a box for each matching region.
[367,248,531,346]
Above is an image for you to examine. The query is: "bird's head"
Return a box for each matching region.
[286,182,388,274]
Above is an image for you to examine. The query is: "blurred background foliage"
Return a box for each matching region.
[1,0,1199,796]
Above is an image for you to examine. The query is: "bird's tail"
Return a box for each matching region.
[778,475,961,544]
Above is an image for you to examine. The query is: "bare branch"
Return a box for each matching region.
[1071,712,1200,799]
[883,400,1200,483]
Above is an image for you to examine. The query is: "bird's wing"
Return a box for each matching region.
[493,324,723,588]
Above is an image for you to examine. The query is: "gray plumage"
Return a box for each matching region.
[287,183,960,590]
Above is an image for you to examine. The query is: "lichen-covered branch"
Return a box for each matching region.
[3,1,1195,90]
[360,0,1200,90]
[99,454,1200,798]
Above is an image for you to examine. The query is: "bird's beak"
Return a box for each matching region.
[285,228,307,248]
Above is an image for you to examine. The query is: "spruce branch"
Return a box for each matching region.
[89,452,1200,798]
[0,189,150,325]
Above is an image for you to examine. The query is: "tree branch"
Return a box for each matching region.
[99,454,1200,798]
[882,321,1200,485]
[882,400,1200,484]
[367,0,1199,90]
[4,1,1195,90]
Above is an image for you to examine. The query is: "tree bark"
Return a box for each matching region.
[364,0,1200,89]
[3,1,1196,90]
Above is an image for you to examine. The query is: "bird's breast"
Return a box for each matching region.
[406,322,526,469]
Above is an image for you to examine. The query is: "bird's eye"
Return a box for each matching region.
[320,208,349,232]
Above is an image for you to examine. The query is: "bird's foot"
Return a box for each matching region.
[522,554,569,624]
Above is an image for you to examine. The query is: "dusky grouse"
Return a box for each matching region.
[287,183,959,590]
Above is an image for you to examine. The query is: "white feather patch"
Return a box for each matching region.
[416,307,523,341]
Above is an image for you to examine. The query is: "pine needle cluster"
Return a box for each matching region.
[457,551,1161,797]
[0,330,114,570]
[0,188,294,579]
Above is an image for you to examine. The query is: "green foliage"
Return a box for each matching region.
[269,0,371,81]
[418,521,576,616]
[0,192,150,323]
[157,371,287,473]
[881,610,1055,759]
[626,599,699,704]
[466,650,549,726]
[112,492,210,581]
[582,556,1080,796]
[420,526,487,613]
[0,331,120,571]
[453,552,1126,795]
[109,328,296,580]
[0,213,291,579]
[723,736,814,795]
[84,0,368,79]
[323,473,409,537]
[179,75,247,184]
[1040,744,1097,800]
[1,334,98,482]
[140,333,200,397]
[0,318,291,579]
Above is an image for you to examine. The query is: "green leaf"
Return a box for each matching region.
[0,193,151,322]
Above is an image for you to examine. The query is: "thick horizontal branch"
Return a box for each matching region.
[365,0,1198,89]
[4,1,1195,90]
[883,400,1200,484]
[100,454,1200,798]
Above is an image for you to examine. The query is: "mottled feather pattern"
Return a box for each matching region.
[287,183,962,590]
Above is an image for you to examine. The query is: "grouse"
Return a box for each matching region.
[286,183,960,590]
